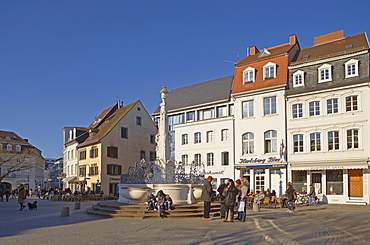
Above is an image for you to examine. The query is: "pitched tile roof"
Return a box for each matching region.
[78,101,138,148]
[292,33,369,65]
[88,104,118,129]
[0,130,31,145]
[152,76,234,115]
[236,43,296,67]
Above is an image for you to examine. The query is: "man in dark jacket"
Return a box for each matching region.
[308,184,317,206]
[201,176,214,220]
[217,179,229,219]
[223,179,239,222]
[285,184,295,213]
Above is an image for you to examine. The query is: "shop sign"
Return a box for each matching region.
[239,157,281,164]
[310,166,344,170]
[204,170,224,175]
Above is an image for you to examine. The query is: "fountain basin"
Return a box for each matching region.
[118,184,203,204]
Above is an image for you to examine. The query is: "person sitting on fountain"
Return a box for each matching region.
[156,190,166,217]
[146,193,157,211]
[164,194,173,210]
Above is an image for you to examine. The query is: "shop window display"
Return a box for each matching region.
[292,171,307,193]
[326,170,343,195]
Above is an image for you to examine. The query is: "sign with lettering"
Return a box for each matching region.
[239,157,281,164]
[310,166,344,170]
[203,170,225,175]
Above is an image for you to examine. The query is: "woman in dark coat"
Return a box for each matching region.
[223,179,239,222]
[18,185,27,211]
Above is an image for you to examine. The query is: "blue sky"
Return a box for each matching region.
[1,0,369,158]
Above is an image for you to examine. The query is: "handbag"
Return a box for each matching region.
[238,200,245,212]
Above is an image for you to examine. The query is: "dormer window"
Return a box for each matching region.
[263,62,276,80]
[258,49,271,58]
[318,64,332,83]
[7,144,12,151]
[16,145,21,152]
[243,67,255,84]
[345,59,359,78]
[293,70,305,87]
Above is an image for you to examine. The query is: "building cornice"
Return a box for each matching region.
[232,84,286,98]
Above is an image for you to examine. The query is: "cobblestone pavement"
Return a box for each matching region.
[1,197,369,245]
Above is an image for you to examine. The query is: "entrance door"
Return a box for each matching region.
[312,173,322,194]
[348,169,363,197]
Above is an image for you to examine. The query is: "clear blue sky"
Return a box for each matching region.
[1,0,369,158]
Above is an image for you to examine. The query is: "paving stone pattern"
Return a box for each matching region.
[0,198,369,245]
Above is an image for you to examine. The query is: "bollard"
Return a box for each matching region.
[60,207,70,217]
[74,202,81,210]
[253,203,260,212]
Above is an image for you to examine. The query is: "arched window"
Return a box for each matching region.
[242,133,254,154]
[264,130,277,153]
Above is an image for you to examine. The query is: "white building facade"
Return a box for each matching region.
[286,31,370,204]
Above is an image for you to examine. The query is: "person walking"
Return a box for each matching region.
[308,184,317,206]
[5,189,11,202]
[18,185,27,211]
[285,184,295,213]
[223,179,239,223]
[201,176,214,220]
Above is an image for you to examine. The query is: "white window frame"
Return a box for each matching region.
[345,59,359,78]
[264,130,277,153]
[16,145,21,152]
[182,134,188,145]
[243,67,255,84]
[310,133,321,152]
[264,96,277,115]
[242,100,254,118]
[206,131,214,143]
[309,101,320,116]
[318,64,332,83]
[327,98,339,114]
[293,134,304,153]
[7,144,12,151]
[263,62,276,80]
[207,153,214,166]
[293,70,305,87]
[242,133,254,155]
[194,132,201,144]
[292,103,303,118]
[181,154,188,166]
[221,129,229,142]
[347,128,359,150]
[345,95,358,112]
[194,154,201,166]
[328,131,340,150]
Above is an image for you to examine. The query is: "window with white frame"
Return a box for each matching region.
[264,130,277,153]
[310,133,321,152]
[293,134,304,153]
[293,70,304,87]
[345,95,358,112]
[318,64,332,82]
[186,111,195,121]
[198,108,214,120]
[242,100,254,118]
[16,145,21,152]
[207,153,214,166]
[309,101,320,116]
[327,98,339,114]
[194,154,201,166]
[221,151,229,166]
[347,129,359,149]
[229,104,234,116]
[217,106,227,117]
[7,144,12,151]
[182,154,188,166]
[264,97,277,115]
[242,133,254,154]
[263,62,276,80]
[243,67,255,84]
[345,59,359,78]
[221,129,229,142]
[194,132,201,144]
[182,134,188,145]
[206,131,214,143]
[328,131,339,150]
[292,104,303,118]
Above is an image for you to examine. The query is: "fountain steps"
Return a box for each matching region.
[86,201,221,219]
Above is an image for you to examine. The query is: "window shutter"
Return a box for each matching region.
[107,164,111,175]
[95,148,98,157]
[114,147,118,158]
[107,147,111,157]
[118,165,122,175]
[90,149,93,158]
[95,166,98,175]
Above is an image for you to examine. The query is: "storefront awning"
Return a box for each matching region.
[62,176,77,182]
[289,161,369,171]
[235,163,287,169]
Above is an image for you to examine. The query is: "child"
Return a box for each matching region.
[146,193,157,211]
[164,194,173,210]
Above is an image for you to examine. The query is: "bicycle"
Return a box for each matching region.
[296,193,309,206]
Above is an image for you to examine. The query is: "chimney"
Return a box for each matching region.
[314,30,344,46]
[289,35,297,45]
[249,46,259,56]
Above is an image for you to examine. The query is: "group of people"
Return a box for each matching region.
[146,190,173,217]
[201,176,318,220]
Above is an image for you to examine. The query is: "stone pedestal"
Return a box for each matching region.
[74,202,81,210]
[253,203,260,212]
[60,207,70,217]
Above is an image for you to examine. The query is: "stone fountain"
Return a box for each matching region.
[118,86,205,205]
